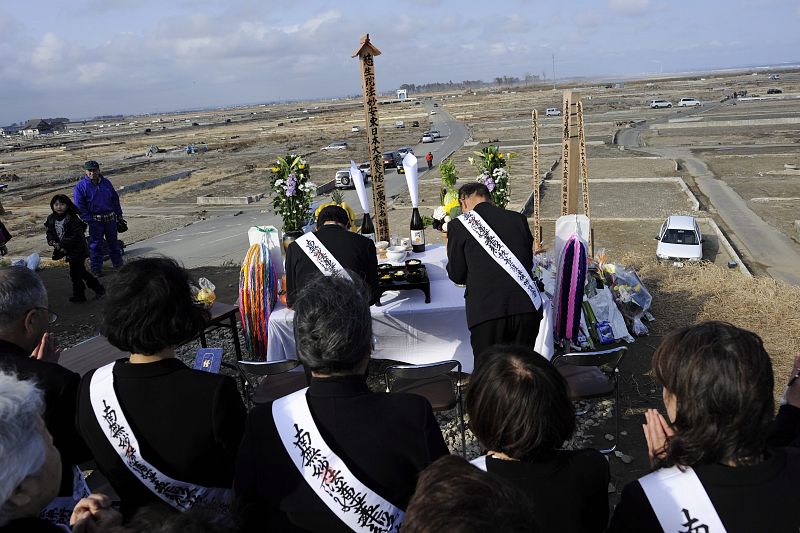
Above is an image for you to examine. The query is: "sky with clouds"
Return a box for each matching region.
[1,0,798,124]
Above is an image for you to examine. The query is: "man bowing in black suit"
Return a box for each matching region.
[446,183,543,366]
[285,205,379,307]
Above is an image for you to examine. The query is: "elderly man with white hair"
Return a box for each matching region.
[0,267,91,526]
[0,371,120,532]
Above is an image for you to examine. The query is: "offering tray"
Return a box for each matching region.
[376,263,431,305]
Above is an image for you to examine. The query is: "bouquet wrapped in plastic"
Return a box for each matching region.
[606,264,652,336]
[191,277,217,310]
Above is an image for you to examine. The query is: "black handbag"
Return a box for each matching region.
[117,219,128,233]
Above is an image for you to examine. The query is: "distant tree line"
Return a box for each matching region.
[399,73,542,94]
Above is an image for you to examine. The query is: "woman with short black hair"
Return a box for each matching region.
[76,258,246,520]
[465,345,610,533]
[608,321,800,532]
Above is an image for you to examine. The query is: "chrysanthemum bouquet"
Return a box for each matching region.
[468,145,514,209]
[270,154,316,232]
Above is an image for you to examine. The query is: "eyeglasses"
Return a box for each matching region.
[30,307,58,324]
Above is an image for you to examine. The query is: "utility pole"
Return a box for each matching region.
[552,53,556,91]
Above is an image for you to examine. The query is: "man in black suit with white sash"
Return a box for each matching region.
[234,275,449,532]
[446,183,543,366]
[285,205,378,307]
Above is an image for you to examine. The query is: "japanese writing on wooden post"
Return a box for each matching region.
[353,34,389,242]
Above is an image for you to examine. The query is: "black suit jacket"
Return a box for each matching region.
[0,339,91,495]
[234,375,450,532]
[485,450,610,533]
[285,225,378,306]
[76,358,246,519]
[608,448,800,533]
[446,202,540,328]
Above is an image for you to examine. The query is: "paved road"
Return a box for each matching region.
[125,102,468,268]
[616,105,800,286]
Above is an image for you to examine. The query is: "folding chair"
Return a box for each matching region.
[236,359,308,408]
[384,360,466,457]
[551,346,627,454]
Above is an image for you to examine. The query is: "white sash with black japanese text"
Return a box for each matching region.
[89,363,232,515]
[39,466,91,526]
[296,233,352,280]
[272,388,403,533]
[457,211,542,311]
[639,466,727,533]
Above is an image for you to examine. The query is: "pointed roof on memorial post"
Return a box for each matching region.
[352,34,381,58]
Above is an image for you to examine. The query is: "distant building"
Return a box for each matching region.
[396,89,407,101]
[21,119,52,137]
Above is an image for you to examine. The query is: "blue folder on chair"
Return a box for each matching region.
[194,348,223,374]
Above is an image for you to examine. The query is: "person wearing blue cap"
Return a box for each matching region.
[73,161,125,277]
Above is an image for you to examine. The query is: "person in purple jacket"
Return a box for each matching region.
[73,160,125,277]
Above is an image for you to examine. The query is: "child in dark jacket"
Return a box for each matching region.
[45,194,105,302]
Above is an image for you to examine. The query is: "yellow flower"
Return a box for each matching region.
[272,167,279,173]
[498,153,504,159]
[488,154,494,159]
[314,201,357,230]
[444,198,460,213]
[298,164,305,170]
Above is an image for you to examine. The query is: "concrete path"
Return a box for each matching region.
[616,108,800,286]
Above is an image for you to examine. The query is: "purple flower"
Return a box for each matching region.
[485,177,496,192]
[285,174,297,197]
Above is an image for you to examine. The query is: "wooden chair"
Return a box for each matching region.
[384,360,466,457]
[551,346,627,454]
[235,359,308,408]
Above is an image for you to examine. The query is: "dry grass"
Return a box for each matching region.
[620,251,800,401]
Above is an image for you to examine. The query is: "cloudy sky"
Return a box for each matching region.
[1,0,798,124]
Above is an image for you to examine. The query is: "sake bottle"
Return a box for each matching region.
[360,213,375,241]
[410,207,426,252]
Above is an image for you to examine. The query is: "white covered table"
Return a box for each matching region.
[266,244,475,373]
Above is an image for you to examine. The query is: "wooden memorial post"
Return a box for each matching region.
[531,109,542,251]
[559,90,593,255]
[578,100,593,255]
[560,90,582,216]
[353,34,389,242]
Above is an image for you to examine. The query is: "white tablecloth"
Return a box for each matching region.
[266,244,475,373]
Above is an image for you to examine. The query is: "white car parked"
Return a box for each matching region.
[656,216,703,263]
[678,98,702,107]
[545,107,561,116]
[322,141,348,151]
[335,168,368,189]
[421,134,434,143]
[649,100,672,109]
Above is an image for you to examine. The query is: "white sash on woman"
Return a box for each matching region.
[457,211,542,311]
[296,233,352,280]
[639,466,727,533]
[272,388,403,533]
[89,363,232,514]
[39,466,91,526]
[470,455,488,472]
